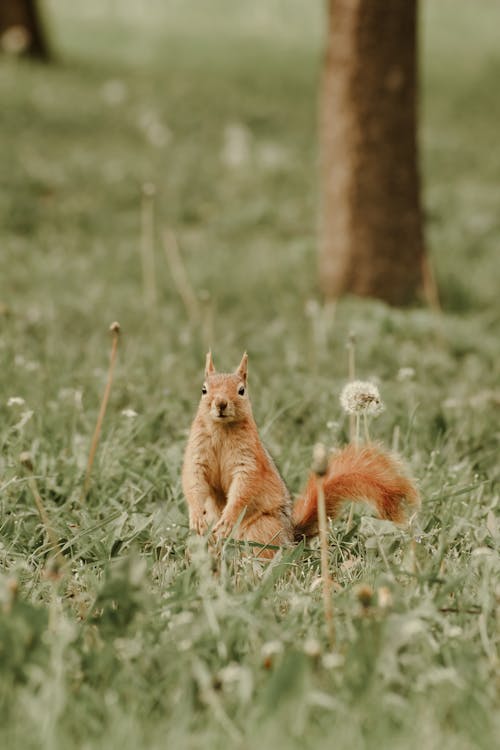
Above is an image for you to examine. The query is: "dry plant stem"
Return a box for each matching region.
[26,475,65,568]
[140,184,157,307]
[346,411,361,530]
[82,324,120,500]
[421,253,441,314]
[345,332,356,533]
[316,475,335,647]
[162,228,200,325]
[347,332,356,441]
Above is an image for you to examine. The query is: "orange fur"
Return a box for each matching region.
[182,353,293,555]
[182,354,420,556]
[292,443,420,540]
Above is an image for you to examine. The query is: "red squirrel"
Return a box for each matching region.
[182,353,419,557]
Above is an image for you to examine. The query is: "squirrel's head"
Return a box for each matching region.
[198,351,252,424]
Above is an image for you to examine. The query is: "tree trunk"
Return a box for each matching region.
[319,0,425,305]
[0,0,50,60]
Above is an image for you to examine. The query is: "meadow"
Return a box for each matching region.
[0,1,498,748]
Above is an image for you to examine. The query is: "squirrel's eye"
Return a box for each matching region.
[238,386,245,396]
[202,385,207,395]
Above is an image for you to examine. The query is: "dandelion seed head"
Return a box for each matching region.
[340,380,384,415]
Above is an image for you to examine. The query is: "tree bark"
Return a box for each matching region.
[0,0,50,60]
[319,0,425,305]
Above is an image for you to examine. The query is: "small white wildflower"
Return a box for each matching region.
[121,409,138,418]
[303,638,321,658]
[339,380,384,416]
[7,397,25,407]
[14,355,39,372]
[221,123,251,168]
[397,367,416,382]
[218,663,245,684]
[138,111,171,148]
[322,652,344,669]
[261,640,284,659]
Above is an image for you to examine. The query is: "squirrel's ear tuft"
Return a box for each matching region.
[205,350,216,377]
[235,352,248,382]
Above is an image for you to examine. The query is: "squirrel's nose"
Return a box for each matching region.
[215,397,227,412]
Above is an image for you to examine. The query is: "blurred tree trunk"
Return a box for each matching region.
[0,0,50,60]
[319,0,425,305]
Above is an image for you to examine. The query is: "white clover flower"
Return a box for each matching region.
[7,397,25,407]
[339,381,384,416]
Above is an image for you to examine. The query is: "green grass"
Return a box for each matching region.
[0,1,499,748]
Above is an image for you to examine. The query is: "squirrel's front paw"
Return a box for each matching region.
[212,515,235,540]
[189,509,209,536]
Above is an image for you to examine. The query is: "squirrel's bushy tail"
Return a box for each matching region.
[292,443,420,541]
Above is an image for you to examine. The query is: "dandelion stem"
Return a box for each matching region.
[162,228,200,326]
[140,183,157,308]
[347,331,356,441]
[363,412,370,443]
[20,454,65,568]
[317,474,335,647]
[82,322,120,501]
[312,444,335,648]
[198,289,215,351]
[421,253,441,314]
[345,333,357,533]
